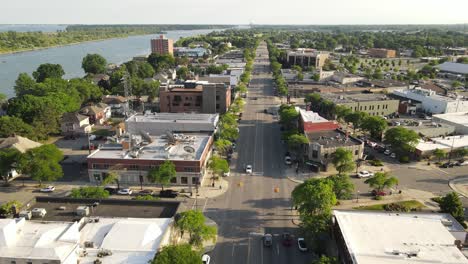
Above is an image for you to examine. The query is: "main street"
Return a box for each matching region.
[200,42,315,264]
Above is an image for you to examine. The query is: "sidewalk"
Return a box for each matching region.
[449,176,468,198]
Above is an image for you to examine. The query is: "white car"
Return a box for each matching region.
[357,171,374,178]
[117,188,133,195]
[245,165,253,174]
[202,254,211,264]
[223,170,230,177]
[285,156,292,165]
[297,237,308,252]
[384,149,391,155]
[390,153,396,158]
[40,186,55,193]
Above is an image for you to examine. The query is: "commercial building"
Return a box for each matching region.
[401,121,455,138]
[305,130,364,169]
[297,108,339,133]
[125,113,219,135]
[368,48,397,58]
[0,218,80,264]
[433,112,468,135]
[330,73,365,85]
[87,132,213,186]
[392,88,468,114]
[286,49,329,68]
[437,62,468,75]
[321,93,400,116]
[150,35,174,55]
[415,135,468,158]
[333,210,468,264]
[159,81,231,114]
[174,47,208,58]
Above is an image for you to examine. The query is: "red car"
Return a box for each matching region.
[282,233,293,247]
[372,190,387,196]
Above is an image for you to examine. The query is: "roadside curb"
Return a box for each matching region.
[287,176,304,184]
[448,176,468,199]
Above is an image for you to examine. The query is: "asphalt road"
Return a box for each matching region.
[199,42,315,264]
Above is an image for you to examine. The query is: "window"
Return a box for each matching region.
[216,95,220,100]
[129,164,139,171]
[312,150,318,158]
[216,104,220,109]
[184,167,194,172]
[170,177,177,183]
[360,106,363,111]
[11,261,16,264]
[355,150,359,155]
[324,153,328,159]
[377,105,380,110]
[103,164,110,169]
[174,95,182,101]
[364,106,367,111]
[192,177,199,185]
[181,177,188,184]
[184,103,191,106]
[92,164,99,169]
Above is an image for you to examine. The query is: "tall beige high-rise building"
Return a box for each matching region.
[150,35,174,55]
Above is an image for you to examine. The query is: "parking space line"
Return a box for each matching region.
[434,167,450,175]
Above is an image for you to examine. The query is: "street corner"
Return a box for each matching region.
[449,177,468,199]
[188,178,230,199]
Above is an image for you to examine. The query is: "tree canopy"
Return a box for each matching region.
[384,127,420,157]
[82,54,107,74]
[175,210,217,248]
[19,144,63,185]
[70,187,110,199]
[147,160,176,190]
[0,148,21,184]
[361,116,388,139]
[208,155,229,177]
[364,172,398,192]
[328,174,354,200]
[332,148,355,175]
[32,63,65,82]
[152,244,201,264]
[436,192,467,228]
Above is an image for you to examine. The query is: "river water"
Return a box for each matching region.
[0,27,219,97]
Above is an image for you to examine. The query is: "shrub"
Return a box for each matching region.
[0,200,22,216]
[70,187,109,199]
[399,156,410,163]
[383,203,410,212]
[375,195,384,200]
[134,195,159,201]
[369,159,384,166]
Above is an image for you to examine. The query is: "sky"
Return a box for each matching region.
[1,0,467,25]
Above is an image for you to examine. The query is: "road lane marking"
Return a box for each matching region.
[434,167,450,175]
[202,198,209,212]
[231,243,236,257]
[247,236,251,264]
[276,243,280,255]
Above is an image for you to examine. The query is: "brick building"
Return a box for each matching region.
[297,108,339,133]
[159,81,231,114]
[286,49,329,68]
[151,35,174,55]
[368,48,396,58]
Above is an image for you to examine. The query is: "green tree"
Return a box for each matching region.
[82,54,107,74]
[335,105,352,122]
[0,116,35,139]
[279,104,299,129]
[147,160,176,191]
[219,125,239,141]
[312,256,339,264]
[328,174,354,200]
[364,172,399,193]
[0,200,22,217]
[287,134,308,161]
[384,127,420,157]
[436,192,467,228]
[344,111,368,132]
[147,53,175,72]
[0,148,22,184]
[136,62,155,78]
[292,178,337,216]
[152,244,201,264]
[176,66,190,80]
[32,63,65,82]
[175,210,217,248]
[14,73,36,97]
[332,148,355,175]
[433,148,446,162]
[208,155,229,182]
[361,116,388,139]
[452,80,463,89]
[70,187,110,198]
[455,148,468,158]
[101,171,120,189]
[19,144,63,186]
[214,139,232,156]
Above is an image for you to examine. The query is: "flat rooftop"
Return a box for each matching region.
[362,79,408,88]
[438,62,468,75]
[434,112,468,127]
[334,210,468,264]
[88,133,211,161]
[305,130,362,148]
[126,113,219,125]
[417,135,468,152]
[31,197,180,222]
[321,92,397,104]
[393,88,462,102]
[297,108,330,123]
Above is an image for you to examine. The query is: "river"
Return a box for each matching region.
[0,27,220,97]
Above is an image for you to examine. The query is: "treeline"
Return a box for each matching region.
[175,29,259,51]
[254,24,468,32]
[0,24,232,54]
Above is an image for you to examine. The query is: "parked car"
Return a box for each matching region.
[202,254,211,264]
[263,233,273,247]
[223,170,230,177]
[231,143,236,150]
[285,156,292,165]
[159,189,179,198]
[282,233,293,247]
[366,141,377,148]
[441,162,456,168]
[390,153,396,158]
[40,186,55,193]
[357,171,374,178]
[371,189,387,196]
[139,189,154,195]
[384,149,391,155]
[456,160,468,166]
[245,165,253,174]
[297,238,308,252]
[104,187,118,195]
[117,188,133,195]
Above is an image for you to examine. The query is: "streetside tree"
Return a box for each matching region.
[19,144,63,186]
[344,111,368,132]
[152,244,201,264]
[328,174,355,200]
[82,54,107,74]
[208,155,229,183]
[436,192,467,228]
[384,127,420,158]
[279,104,299,130]
[214,139,232,156]
[332,148,355,175]
[286,134,309,162]
[364,172,399,193]
[175,210,217,248]
[0,148,22,185]
[32,63,65,82]
[147,160,176,191]
[361,115,388,140]
[432,148,446,162]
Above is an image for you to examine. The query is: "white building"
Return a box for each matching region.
[393,88,468,114]
[433,112,468,135]
[334,210,468,264]
[415,135,468,157]
[0,218,80,264]
[125,113,219,135]
[79,217,172,264]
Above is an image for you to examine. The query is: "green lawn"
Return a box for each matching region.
[353,200,425,211]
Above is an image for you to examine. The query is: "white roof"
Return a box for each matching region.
[334,210,468,264]
[434,112,468,127]
[437,62,468,75]
[79,217,172,264]
[0,218,79,261]
[416,135,468,152]
[297,108,330,123]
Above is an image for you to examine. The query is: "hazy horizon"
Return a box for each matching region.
[2,0,467,25]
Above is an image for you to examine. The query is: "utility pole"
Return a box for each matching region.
[122,71,132,118]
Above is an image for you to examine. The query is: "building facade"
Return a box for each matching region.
[297,108,339,133]
[150,35,174,55]
[159,82,231,114]
[286,49,329,68]
[368,48,397,58]
[393,88,468,114]
[321,93,400,116]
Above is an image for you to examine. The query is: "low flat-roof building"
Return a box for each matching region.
[333,210,468,264]
[126,113,219,135]
[437,62,468,75]
[305,130,364,170]
[393,88,468,114]
[87,132,213,186]
[368,48,396,58]
[401,121,455,138]
[297,108,339,133]
[174,47,209,58]
[415,135,468,158]
[321,93,400,116]
[433,112,468,135]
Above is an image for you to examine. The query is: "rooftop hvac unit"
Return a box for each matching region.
[31,208,47,218]
[76,206,90,216]
[84,241,94,248]
[441,219,453,226]
[19,210,32,220]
